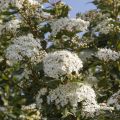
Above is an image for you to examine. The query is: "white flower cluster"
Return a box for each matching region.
[31,50,47,64]
[0,0,10,11]
[0,19,21,35]
[50,17,89,36]
[82,102,114,117]
[99,103,114,111]
[36,82,112,117]
[5,34,42,65]
[43,50,83,79]
[36,88,48,109]
[13,0,40,9]
[97,48,120,62]
[0,0,41,11]
[93,18,115,34]
[21,103,37,110]
[82,99,100,117]
[47,83,97,109]
[61,35,89,49]
[19,103,41,120]
[107,90,120,110]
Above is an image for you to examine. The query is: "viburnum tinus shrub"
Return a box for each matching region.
[0,0,120,120]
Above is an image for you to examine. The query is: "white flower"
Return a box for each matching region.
[20,103,41,120]
[36,88,47,109]
[43,50,83,79]
[5,34,42,65]
[97,48,120,62]
[39,88,47,96]
[0,0,41,11]
[37,82,96,108]
[15,0,40,9]
[22,103,36,110]
[0,0,10,11]
[99,103,114,111]
[27,0,39,5]
[31,50,47,64]
[36,82,101,117]
[50,17,89,36]
[82,99,100,118]
[107,90,120,110]
[93,18,114,34]
[4,19,21,33]
[0,19,21,35]
[36,82,114,117]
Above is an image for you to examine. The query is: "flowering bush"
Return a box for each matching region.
[0,0,120,120]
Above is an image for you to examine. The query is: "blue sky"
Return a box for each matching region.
[63,0,97,17]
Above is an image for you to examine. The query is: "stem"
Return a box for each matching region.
[103,62,107,80]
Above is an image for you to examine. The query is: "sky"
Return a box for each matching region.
[63,0,97,17]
